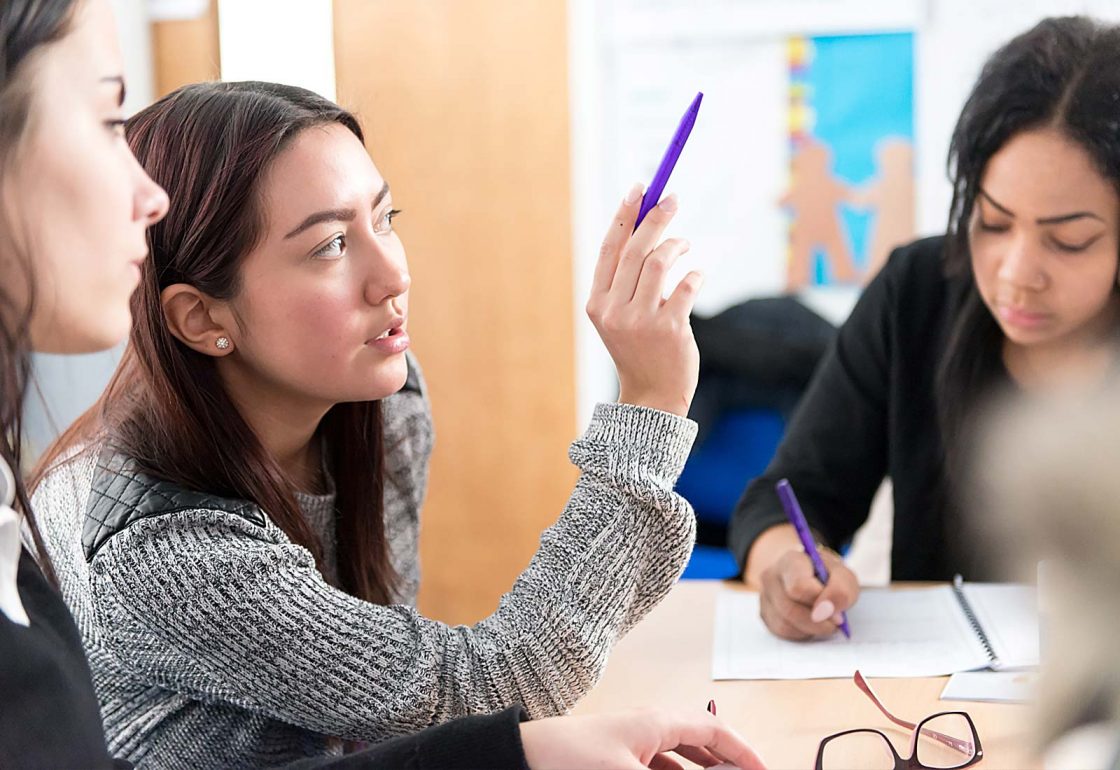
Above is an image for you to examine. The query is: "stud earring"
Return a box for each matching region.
[215,336,231,350]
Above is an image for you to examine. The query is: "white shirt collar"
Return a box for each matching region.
[0,457,30,627]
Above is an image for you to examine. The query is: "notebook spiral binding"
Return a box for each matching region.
[952,574,998,666]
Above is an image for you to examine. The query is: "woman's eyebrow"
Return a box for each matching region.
[372,182,390,209]
[284,184,391,239]
[100,75,125,107]
[285,208,358,239]
[980,188,1104,225]
[978,188,1014,216]
[1036,211,1104,225]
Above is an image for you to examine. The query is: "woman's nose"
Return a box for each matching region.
[134,167,169,227]
[364,251,411,306]
[997,234,1046,291]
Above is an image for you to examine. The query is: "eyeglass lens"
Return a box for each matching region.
[915,713,977,769]
[819,730,899,769]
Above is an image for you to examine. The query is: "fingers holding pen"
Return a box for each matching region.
[587,187,701,417]
[610,193,680,302]
[632,237,692,312]
[759,550,858,640]
[813,549,859,628]
[591,182,645,299]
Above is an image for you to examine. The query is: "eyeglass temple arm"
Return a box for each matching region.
[853,671,974,755]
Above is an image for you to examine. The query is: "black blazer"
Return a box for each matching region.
[729,236,1009,581]
[0,548,118,769]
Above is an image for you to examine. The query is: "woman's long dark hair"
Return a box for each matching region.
[937,16,1120,474]
[36,82,397,604]
[1,0,80,586]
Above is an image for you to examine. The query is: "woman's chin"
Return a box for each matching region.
[998,322,1055,349]
[361,358,411,401]
[28,310,130,355]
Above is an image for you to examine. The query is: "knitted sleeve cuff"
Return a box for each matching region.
[572,402,697,482]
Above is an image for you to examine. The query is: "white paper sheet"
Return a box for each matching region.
[940,670,1037,703]
[712,587,994,680]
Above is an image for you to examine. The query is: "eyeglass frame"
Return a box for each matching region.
[814,671,984,770]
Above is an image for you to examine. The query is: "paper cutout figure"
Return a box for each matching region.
[781,138,859,289]
[850,138,915,283]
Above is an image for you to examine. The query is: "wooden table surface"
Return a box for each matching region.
[572,580,1035,769]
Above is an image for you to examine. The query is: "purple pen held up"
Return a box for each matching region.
[775,478,852,639]
[634,91,703,231]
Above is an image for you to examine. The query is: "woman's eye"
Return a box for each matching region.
[375,208,402,235]
[977,220,1010,234]
[313,234,346,259]
[1051,237,1096,254]
[105,119,127,137]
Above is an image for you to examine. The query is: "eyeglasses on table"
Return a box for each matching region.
[815,670,983,770]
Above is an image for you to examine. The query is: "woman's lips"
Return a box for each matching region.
[366,324,410,354]
[998,304,1051,329]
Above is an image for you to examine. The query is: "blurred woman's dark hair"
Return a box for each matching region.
[1,0,80,585]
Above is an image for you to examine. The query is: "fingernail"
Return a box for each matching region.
[624,182,644,205]
[811,600,835,623]
[657,193,678,212]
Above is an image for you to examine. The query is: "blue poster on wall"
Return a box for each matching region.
[786,32,915,288]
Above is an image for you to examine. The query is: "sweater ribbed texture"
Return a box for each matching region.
[293,489,338,587]
[33,381,697,769]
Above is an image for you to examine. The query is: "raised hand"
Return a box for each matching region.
[586,183,702,417]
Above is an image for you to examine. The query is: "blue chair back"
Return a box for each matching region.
[677,408,786,579]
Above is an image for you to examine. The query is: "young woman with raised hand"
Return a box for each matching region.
[730,16,1120,642]
[28,77,765,767]
[1,2,765,768]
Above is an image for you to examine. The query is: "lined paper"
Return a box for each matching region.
[712,586,1036,680]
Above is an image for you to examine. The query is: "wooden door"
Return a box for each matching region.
[334,1,578,624]
[150,0,220,97]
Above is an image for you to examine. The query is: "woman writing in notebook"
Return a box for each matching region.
[731,16,1120,641]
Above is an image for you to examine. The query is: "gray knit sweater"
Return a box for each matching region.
[32,365,697,769]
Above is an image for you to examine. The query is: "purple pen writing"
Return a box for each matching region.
[775,478,852,638]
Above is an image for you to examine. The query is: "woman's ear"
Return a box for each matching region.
[160,283,236,356]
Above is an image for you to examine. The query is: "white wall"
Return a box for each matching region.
[217,0,335,99]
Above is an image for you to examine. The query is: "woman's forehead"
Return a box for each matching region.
[262,125,385,215]
[250,126,385,251]
[982,129,1119,218]
[60,0,124,80]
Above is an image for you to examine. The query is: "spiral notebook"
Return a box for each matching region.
[712,578,1039,680]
